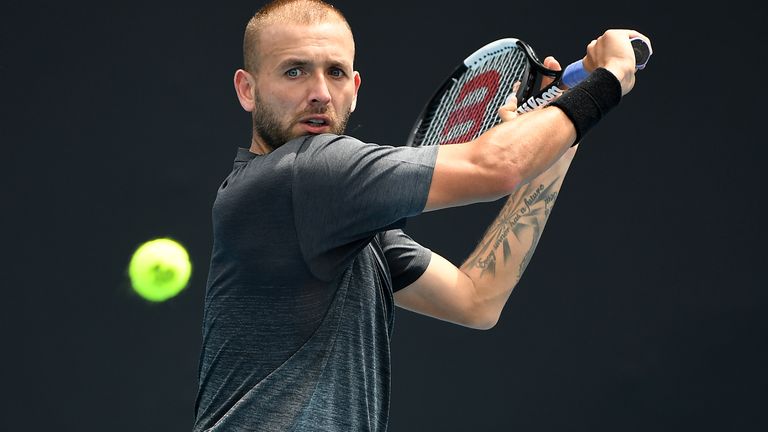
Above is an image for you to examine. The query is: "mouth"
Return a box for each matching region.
[299,116,332,133]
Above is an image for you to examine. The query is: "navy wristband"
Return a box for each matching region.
[549,68,622,144]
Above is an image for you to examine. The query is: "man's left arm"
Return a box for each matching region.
[394,144,577,329]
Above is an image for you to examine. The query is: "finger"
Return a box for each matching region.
[498,103,518,122]
[583,40,598,72]
[498,81,520,122]
[540,56,562,89]
[612,29,651,48]
[505,81,521,105]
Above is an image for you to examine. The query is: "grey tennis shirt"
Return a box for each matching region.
[193,134,439,431]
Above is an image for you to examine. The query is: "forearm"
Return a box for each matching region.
[424,106,577,213]
[475,105,577,193]
[424,69,627,213]
[472,67,622,196]
[460,145,577,322]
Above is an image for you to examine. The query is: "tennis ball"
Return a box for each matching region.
[129,238,192,302]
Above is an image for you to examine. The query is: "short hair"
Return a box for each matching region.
[243,0,353,73]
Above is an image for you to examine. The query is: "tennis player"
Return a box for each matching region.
[193,1,648,430]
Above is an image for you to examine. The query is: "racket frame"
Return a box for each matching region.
[406,38,561,147]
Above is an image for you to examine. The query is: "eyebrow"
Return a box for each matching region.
[276,57,351,72]
[277,58,309,69]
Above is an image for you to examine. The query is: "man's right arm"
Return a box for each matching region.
[423,29,648,213]
[424,104,577,211]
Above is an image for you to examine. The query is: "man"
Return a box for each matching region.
[193,0,648,430]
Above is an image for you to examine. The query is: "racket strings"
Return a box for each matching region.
[419,48,529,146]
[477,51,528,138]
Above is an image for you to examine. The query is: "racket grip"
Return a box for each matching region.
[561,38,652,88]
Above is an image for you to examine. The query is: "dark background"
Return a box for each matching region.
[3,0,766,430]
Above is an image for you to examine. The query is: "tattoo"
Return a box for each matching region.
[464,177,561,280]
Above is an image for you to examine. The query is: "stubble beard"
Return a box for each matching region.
[252,92,351,151]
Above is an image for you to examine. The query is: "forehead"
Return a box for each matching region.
[257,21,355,68]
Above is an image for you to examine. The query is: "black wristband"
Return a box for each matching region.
[549,68,622,144]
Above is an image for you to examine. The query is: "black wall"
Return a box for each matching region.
[4,1,766,430]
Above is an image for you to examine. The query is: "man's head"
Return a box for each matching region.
[234,0,361,153]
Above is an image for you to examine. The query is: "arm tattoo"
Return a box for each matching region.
[464,177,561,280]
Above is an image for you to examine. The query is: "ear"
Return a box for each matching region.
[350,71,362,113]
[234,69,256,112]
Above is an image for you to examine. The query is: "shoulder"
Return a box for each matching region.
[297,134,437,166]
[296,134,370,157]
[293,134,381,177]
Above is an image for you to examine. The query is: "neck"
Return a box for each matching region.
[249,137,273,155]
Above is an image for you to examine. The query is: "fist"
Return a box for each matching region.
[583,29,652,96]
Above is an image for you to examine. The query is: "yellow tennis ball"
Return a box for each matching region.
[128,238,192,302]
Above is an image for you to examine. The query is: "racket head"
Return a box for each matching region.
[406,38,559,147]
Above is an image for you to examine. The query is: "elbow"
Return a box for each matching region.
[459,272,509,331]
[462,301,501,331]
[456,264,505,330]
[464,311,500,331]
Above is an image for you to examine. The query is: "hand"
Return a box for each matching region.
[582,29,652,96]
[498,56,562,122]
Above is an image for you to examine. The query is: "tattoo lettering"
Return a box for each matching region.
[464,177,562,279]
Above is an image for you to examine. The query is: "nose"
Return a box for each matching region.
[307,73,332,106]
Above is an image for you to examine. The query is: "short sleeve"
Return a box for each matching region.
[292,134,439,281]
[377,229,432,293]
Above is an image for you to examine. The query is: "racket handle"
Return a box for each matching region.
[561,38,652,88]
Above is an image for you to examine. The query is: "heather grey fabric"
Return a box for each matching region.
[194,134,438,431]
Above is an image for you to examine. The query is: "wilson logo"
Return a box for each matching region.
[516,86,564,113]
[439,70,500,145]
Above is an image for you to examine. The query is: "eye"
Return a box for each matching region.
[329,68,345,78]
[285,68,302,78]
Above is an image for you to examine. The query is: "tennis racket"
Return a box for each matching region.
[406,37,651,147]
